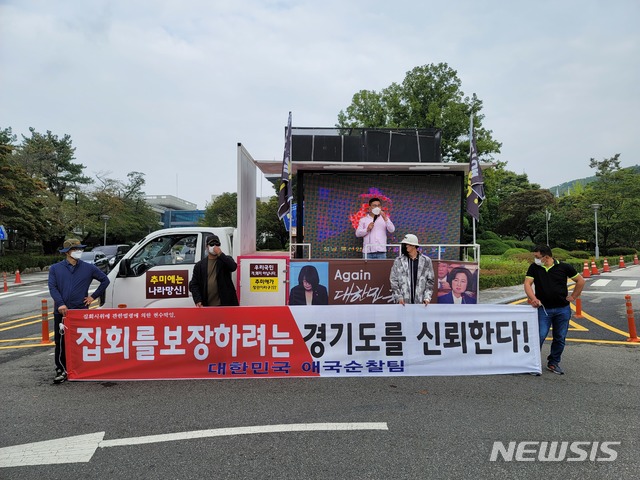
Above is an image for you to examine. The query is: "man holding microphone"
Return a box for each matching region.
[356,197,395,259]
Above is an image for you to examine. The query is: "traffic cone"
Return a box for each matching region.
[603,258,610,273]
[619,256,626,269]
[634,254,639,265]
[14,269,22,284]
[582,261,590,278]
[591,261,599,275]
[2,272,7,292]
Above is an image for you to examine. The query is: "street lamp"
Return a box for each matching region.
[101,215,110,246]
[589,204,601,260]
[545,209,551,246]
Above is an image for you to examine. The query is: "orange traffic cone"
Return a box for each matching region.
[582,261,590,278]
[634,254,639,265]
[619,256,626,269]
[14,269,22,284]
[603,258,610,273]
[591,261,599,275]
[2,272,7,292]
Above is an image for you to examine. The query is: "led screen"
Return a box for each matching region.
[302,173,463,259]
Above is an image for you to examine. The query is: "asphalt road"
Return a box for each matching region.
[1,270,640,478]
[0,341,638,479]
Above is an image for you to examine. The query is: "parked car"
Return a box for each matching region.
[80,251,110,274]
[92,244,131,270]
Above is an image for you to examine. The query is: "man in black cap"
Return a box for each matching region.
[189,234,239,306]
[48,238,110,384]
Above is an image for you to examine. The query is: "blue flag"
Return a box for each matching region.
[277,112,293,220]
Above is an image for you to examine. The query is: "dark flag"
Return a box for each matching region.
[466,135,485,221]
[277,112,293,220]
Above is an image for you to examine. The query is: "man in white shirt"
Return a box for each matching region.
[355,197,395,259]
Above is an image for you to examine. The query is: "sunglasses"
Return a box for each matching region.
[207,241,221,247]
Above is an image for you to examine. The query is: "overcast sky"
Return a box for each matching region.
[2,0,638,209]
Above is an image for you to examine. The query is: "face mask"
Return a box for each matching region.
[371,207,381,215]
[70,250,83,260]
[534,258,542,266]
[208,246,217,255]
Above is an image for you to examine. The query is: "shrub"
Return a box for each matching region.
[569,250,590,259]
[478,239,511,255]
[551,248,571,261]
[478,231,501,241]
[607,247,637,256]
[502,248,529,258]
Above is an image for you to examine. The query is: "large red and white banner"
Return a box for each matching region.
[65,305,540,380]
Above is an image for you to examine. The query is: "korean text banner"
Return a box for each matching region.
[65,304,540,380]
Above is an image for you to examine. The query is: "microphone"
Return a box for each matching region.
[373,214,379,223]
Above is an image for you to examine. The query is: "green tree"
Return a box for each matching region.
[201,192,237,227]
[16,128,92,202]
[495,189,555,241]
[84,171,159,245]
[582,155,640,252]
[337,63,501,164]
[478,163,540,234]
[0,127,50,250]
[257,196,288,249]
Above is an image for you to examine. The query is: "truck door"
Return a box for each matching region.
[111,232,199,308]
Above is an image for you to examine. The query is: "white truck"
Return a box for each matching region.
[101,227,237,309]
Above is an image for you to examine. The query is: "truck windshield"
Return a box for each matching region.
[129,234,197,275]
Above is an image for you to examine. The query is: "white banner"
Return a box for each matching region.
[291,304,541,376]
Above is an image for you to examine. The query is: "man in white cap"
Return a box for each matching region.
[389,234,434,305]
[48,238,110,384]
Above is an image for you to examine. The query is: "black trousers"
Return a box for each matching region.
[53,313,65,371]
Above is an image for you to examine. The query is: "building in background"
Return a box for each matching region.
[144,195,204,228]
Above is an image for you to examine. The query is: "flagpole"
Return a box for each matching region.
[470,114,476,247]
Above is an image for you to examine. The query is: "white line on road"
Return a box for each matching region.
[590,279,611,287]
[20,289,51,297]
[620,280,638,287]
[0,422,388,468]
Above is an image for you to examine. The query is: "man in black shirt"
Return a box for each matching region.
[524,245,585,375]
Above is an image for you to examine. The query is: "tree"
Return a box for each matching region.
[495,189,555,241]
[201,192,237,227]
[337,63,501,164]
[257,196,289,249]
[83,171,159,245]
[478,163,540,234]
[582,155,640,252]
[0,127,50,249]
[16,128,92,202]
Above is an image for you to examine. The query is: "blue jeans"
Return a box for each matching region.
[364,251,387,259]
[538,305,571,366]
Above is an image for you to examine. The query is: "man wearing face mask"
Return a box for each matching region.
[189,234,239,307]
[524,245,585,375]
[48,238,110,384]
[355,197,395,259]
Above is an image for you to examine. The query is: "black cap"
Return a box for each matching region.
[206,235,221,246]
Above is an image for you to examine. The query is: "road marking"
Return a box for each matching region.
[590,279,611,287]
[0,423,389,468]
[620,280,637,288]
[575,309,631,337]
[21,290,51,297]
[0,290,38,298]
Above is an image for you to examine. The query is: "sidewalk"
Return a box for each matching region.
[5,270,525,304]
[1,270,50,289]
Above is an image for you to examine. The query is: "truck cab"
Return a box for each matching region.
[101,227,236,309]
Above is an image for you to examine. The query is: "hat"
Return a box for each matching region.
[206,235,221,246]
[400,234,420,246]
[59,238,86,253]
